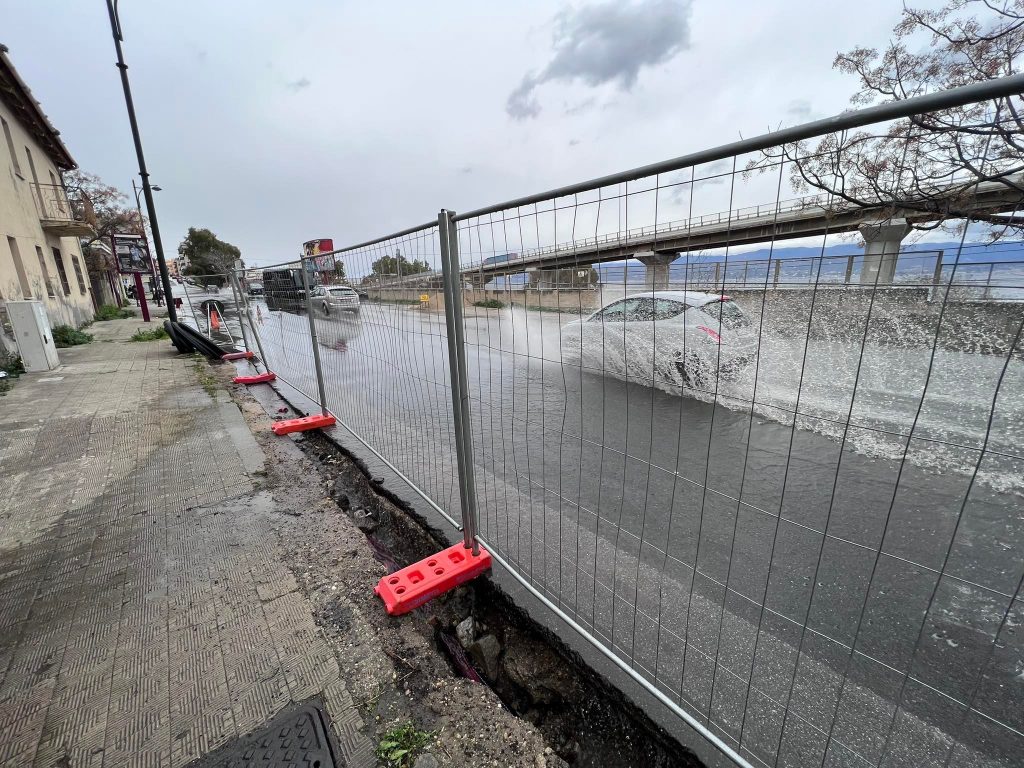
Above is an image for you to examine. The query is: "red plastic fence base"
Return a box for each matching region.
[222,351,255,361]
[271,413,336,435]
[374,543,492,616]
[233,372,277,385]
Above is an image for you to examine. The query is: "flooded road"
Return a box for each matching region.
[192,287,1023,767]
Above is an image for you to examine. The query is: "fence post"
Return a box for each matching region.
[438,209,480,554]
[227,269,252,354]
[299,259,330,418]
[233,270,271,367]
[180,279,201,328]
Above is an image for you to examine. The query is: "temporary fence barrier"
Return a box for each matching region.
[224,75,1024,768]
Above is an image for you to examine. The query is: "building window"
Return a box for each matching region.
[35,246,55,298]
[1,118,22,177]
[71,254,87,294]
[52,247,71,296]
[6,236,32,298]
[48,170,66,213]
[24,146,44,209]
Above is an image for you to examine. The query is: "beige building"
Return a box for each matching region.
[0,44,95,341]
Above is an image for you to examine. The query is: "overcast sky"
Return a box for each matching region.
[2,1,939,266]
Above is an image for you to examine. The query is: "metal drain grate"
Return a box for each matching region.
[186,699,342,767]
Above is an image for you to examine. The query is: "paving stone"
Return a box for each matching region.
[0,331,373,767]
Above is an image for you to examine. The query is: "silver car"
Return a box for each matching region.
[316,285,361,315]
[560,291,757,390]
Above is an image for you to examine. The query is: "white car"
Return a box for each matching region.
[316,285,361,315]
[560,291,757,390]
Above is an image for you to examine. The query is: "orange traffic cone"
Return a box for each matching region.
[211,309,221,330]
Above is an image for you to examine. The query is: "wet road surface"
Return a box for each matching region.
[179,287,1024,768]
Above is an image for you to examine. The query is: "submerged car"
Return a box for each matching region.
[316,285,361,315]
[560,291,756,389]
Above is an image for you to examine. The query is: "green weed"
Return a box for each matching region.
[52,325,93,348]
[375,722,432,768]
[191,355,220,400]
[129,327,169,342]
[95,304,135,321]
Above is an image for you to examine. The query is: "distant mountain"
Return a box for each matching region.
[486,240,1022,288]
[601,240,1022,269]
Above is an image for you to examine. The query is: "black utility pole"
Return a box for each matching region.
[105,0,177,321]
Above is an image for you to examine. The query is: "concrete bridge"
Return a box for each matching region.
[459,175,1024,289]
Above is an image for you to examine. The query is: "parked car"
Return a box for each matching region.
[560,291,756,389]
[315,285,361,315]
[248,281,264,296]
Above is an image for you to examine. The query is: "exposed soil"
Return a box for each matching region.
[217,362,703,768]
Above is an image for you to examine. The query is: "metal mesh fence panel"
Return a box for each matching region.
[239,260,336,410]
[450,118,1024,767]
[309,228,463,523]
[174,273,244,349]
[234,235,464,528]
[208,76,1023,768]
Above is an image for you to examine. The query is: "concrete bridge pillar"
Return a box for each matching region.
[858,219,910,285]
[636,251,676,289]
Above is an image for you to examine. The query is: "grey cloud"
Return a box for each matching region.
[568,138,581,147]
[564,97,596,116]
[507,0,692,120]
[286,77,311,92]
[507,78,541,120]
[667,184,687,203]
[786,99,812,120]
[459,165,474,174]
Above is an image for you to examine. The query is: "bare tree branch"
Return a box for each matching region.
[756,0,1024,241]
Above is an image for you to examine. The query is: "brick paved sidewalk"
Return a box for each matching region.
[0,321,373,767]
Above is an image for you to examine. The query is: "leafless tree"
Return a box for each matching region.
[62,170,143,300]
[752,0,1024,239]
[62,170,143,245]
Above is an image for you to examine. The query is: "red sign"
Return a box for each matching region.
[303,239,336,272]
[303,238,334,256]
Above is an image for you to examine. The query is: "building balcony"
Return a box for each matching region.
[31,182,95,238]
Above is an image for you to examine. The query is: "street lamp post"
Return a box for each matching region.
[132,178,161,300]
[105,0,177,321]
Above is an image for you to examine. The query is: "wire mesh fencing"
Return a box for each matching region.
[224,76,1023,768]
[172,273,245,349]
[309,227,464,526]
[235,233,465,528]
